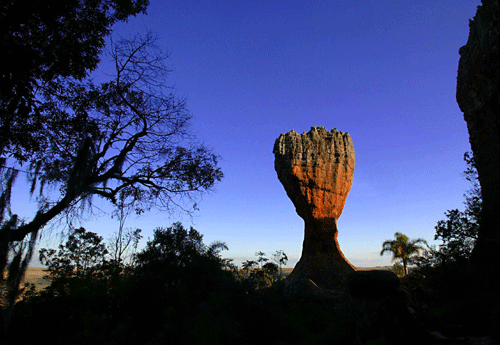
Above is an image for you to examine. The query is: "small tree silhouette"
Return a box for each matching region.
[381,232,427,275]
[38,227,109,297]
[272,250,288,278]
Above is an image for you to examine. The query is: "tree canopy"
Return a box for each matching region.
[416,152,481,268]
[381,232,427,275]
[2,33,223,243]
[0,2,222,326]
[0,0,149,161]
[434,153,480,254]
[39,227,108,282]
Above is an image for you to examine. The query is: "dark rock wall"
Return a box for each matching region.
[456,0,500,268]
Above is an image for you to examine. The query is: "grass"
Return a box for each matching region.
[21,266,393,292]
[24,266,392,284]
[22,268,51,291]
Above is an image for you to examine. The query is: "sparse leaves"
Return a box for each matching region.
[134,222,228,271]
[3,34,223,243]
[418,151,482,267]
[0,0,149,161]
[39,227,108,279]
[241,250,288,288]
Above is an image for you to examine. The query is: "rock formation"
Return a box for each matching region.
[273,126,356,294]
[456,0,500,271]
[348,270,401,300]
[456,2,500,332]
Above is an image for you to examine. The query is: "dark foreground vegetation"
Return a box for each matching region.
[1,216,495,345]
[1,0,498,343]
[1,154,495,344]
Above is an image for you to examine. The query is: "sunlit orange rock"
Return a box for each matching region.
[273,127,356,294]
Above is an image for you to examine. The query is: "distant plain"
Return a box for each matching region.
[22,266,393,291]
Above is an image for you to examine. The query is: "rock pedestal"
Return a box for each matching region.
[273,127,356,294]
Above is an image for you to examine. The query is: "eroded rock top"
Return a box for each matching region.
[273,126,355,221]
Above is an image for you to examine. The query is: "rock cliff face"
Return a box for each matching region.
[456,0,500,269]
[273,127,356,294]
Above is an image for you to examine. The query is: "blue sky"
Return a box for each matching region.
[16,1,481,267]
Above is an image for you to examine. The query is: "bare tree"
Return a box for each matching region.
[108,194,142,265]
[2,33,223,244]
[0,34,222,326]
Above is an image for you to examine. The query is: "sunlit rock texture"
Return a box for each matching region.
[273,127,356,294]
[457,0,500,268]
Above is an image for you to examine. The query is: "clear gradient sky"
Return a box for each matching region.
[16,1,482,267]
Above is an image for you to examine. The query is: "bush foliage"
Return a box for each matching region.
[5,224,297,344]
[3,151,492,343]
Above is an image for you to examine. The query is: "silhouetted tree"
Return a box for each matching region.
[242,260,257,271]
[40,227,107,273]
[391,262,405,278]
[108,227,142,266]
[241,252,284,288]
[3,33,222,244]
[1,31,222,291]
[255,251,268,268]
[134,222,229,288]
[408,154,489,335]
[107,193,142,265]
[39,227,109,296]
[261,262,279,284]
[1,0,148,160]
[1,4,149,314]
[1,33,222,333]
[381,232,427,275]
[415,152,481,270]
[434,152,480,262]
[272,250,288,278]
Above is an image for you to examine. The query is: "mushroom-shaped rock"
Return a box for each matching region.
[273,127,356,294]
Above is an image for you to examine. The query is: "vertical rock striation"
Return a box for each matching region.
[456,0,500,270]
[457,2,500,331]
[273,127,356,294]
